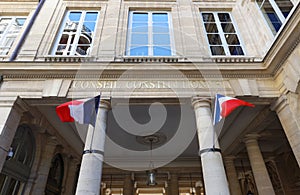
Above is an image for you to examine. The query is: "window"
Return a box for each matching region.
[201,12,244,56]
[0,17,26,55]
[126,11,173,56]
[52,11,99,56]
[256,0,294,35]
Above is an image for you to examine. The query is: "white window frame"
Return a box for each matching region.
[201,12,245,56]
[256,0,294,35]
[51,10,99,56]
[126,11,175,56]
[0,16,26,56]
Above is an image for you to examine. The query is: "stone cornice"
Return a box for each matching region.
[0,62,273,79]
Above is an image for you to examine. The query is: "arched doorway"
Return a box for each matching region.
[0,125,35,195]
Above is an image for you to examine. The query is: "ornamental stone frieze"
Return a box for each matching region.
[0,76,280,99]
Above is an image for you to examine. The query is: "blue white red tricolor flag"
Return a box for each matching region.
[56,95,100,127]
[213,94,254,125]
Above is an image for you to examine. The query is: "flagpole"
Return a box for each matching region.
[75,98,110,195]
[212,94,217,150]
[88,93,102,158]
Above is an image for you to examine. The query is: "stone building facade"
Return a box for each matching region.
[0,0,300,194]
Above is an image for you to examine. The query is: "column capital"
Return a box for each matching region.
[191,97,211,109]
[244,134,260,144]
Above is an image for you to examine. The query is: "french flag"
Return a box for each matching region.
[56,95,100,127]
[213,94,254,125]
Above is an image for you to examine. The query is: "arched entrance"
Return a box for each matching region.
[0,125,35,195]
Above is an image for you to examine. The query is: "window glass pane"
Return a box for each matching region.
[131,34,148,45]
[152,13,168,22]
[202,13,215,22]
[16,18,26,26]
[229,46,244,55]
[267,12,282,32]
[153,23,169,33]
[207,34,222,45]
[0,19,11,34]
[69,12,82,21]
[218,13,231,22]
[130,46,148,56]
[3,37,14,48]
[85,12,98,21]
[153,46,171,56]
[275,0,293,18]
[221,23,235,33]
[204,23,218,33]
[225,34,240,45]
[153,34,170,45]
[132,13,148,22]
[210,46,225,55]
[132,23,148,32]
[83,22,96,33]
[64,21,79,31]
[59,34,68,44]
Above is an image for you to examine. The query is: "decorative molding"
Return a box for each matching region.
[2,72,273,79]
[214,57,257,63]
[44,56,95,63]
[117,56,182,63]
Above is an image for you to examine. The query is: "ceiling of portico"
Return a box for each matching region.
[27,96,289,171]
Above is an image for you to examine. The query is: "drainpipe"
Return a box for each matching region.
[9,0,46,61]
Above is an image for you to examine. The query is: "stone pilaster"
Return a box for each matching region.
[192,98,230,195]
[271,93,300,166]
[224,156,242,195]
[123,173,134,195]
[75,100,111,195]
[30,136,58,195]
[244,135,275,195]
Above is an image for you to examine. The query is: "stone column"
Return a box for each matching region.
[0,99,23,171]
[167,173,179,195]
[75,100,111,195]
[63,157,80,195]
[123,173,133,195]
[192,98,230,195]
[244,135,275,195]
[30,136,58,195]
[271,93,300,166]
[224,156,242,195]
